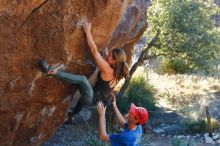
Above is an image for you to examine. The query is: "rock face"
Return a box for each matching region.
[0,0,148,145]
[109,0,150,63]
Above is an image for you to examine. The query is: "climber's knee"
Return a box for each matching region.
[79,75,87,83]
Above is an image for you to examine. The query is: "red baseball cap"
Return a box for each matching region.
[130,103,149,125]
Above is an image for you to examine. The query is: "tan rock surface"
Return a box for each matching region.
[109,0,149,63]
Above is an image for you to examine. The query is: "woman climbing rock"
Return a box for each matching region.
[39,22,129,123]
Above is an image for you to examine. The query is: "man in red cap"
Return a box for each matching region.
[97,96,148,146]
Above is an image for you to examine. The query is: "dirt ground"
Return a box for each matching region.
[42,110,174,146]
[42,111,219,146]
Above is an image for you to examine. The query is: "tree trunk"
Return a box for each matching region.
[117,30,160,99]
[206,107,212,137]
[117,58,144,98]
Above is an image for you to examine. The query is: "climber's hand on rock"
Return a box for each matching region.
[83,22,91,33]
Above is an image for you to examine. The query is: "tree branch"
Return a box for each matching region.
[117,30,160,99]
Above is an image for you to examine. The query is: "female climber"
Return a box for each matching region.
[39,22,129,122]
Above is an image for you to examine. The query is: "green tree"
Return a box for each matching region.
[146,0,220,72]
[117,0,220,98]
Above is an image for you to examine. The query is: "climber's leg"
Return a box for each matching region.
[39,60,94,120]
[56,71,93,105]
[72,97,84,115]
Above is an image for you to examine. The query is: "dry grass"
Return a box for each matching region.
[113,66,220,119]
[130,67,220,120]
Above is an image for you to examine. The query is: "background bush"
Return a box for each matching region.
[162,58,193,74]
[117,75,156,114]
[184,118,220,134]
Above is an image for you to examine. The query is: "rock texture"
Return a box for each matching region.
[109,0,150,63]
[0,0,148,145]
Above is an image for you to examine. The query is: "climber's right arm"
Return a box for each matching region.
[83,22,112,74]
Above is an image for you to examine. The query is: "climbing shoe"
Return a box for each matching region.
[38,60,51,73]
[38,60,64,73]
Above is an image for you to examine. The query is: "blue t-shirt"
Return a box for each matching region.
[109,123,142,146]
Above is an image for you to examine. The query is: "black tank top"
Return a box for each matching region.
[93,72,114,106]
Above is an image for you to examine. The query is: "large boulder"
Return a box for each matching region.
[109,0,150,63]
[0,0,148,145]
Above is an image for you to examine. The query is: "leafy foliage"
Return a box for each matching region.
[162,57,192,74]
[183,118,220,133]
[186,119,207,133]
[117,75,156,114]
[146,0,220,72]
